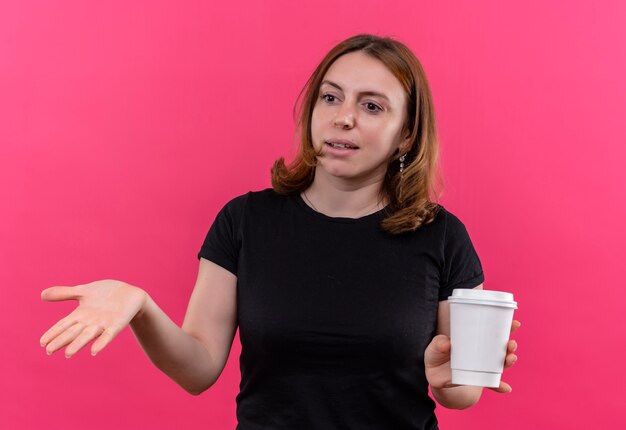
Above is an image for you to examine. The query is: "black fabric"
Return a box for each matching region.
[197,189,484,430]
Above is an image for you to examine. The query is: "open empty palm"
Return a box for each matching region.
[40,280,147,358]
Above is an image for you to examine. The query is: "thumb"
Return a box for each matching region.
[41,286,81,302]
[433,334,451,354]
[425,335,452,369]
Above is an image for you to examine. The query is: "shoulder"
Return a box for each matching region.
[437,205,466,230]
[428,205,473,244]
[435,207,482,263]
[247,188,287,204]
[415,204,459,230]
[219,188,292,218]
[239,188,291,210]
[221,188,280,209]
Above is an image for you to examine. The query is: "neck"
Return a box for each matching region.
[302,168,387,218]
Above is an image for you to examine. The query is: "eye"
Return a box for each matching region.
[364,102,383,113]
[321,93,337,103]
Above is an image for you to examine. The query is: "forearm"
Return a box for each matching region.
[431,385,483,409]
[130,294,218,395]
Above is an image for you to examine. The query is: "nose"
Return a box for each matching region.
[333,105,355,129]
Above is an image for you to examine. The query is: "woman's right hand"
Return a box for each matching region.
[40,280,148,358]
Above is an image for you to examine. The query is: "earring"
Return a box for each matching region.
[399,154,406,174]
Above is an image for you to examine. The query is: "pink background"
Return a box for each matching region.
[2,0,625,428]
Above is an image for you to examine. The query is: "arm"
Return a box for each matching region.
[426,284,520,409]
[130,258,238,395]
[40,258,238,396]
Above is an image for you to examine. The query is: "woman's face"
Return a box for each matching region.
[310,51,409,185]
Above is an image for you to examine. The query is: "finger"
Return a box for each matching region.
[504,353,518,369]
[510,320,521,333]
[40,315,79,347]
[507,339,518,353]
[45,322,85,355]
[488,380,512,393]
[41,286,81,302]
[64,324,106,358]
[90,324,123,356]
[442,383,462,389]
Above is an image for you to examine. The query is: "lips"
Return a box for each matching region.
[325,139,359,150]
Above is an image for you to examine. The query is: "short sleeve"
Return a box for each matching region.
[439,210,484,301]
[196,194,248,276]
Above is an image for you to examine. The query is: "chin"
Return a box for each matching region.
[320,167,365,182]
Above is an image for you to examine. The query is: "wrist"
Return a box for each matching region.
[131,288,152,324]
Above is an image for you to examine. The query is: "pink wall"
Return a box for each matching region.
[2,0,625,428]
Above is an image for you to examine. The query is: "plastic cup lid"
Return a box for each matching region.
[448,288,517,309]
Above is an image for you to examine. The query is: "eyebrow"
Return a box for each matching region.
[320,80,391,103]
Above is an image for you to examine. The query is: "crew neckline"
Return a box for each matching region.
[293,193,389,224]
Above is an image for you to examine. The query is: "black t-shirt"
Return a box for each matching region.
[197,189,484,430]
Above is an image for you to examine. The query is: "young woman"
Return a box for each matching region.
[40,34,520,429]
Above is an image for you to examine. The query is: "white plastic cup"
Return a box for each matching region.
[448,289,518,388]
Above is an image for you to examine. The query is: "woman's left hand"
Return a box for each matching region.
[425,320,521,393]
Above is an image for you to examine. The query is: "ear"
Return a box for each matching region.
[397,125,412,151]
[398,136,411,154]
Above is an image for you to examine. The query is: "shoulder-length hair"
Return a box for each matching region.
[271,34,442,234]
